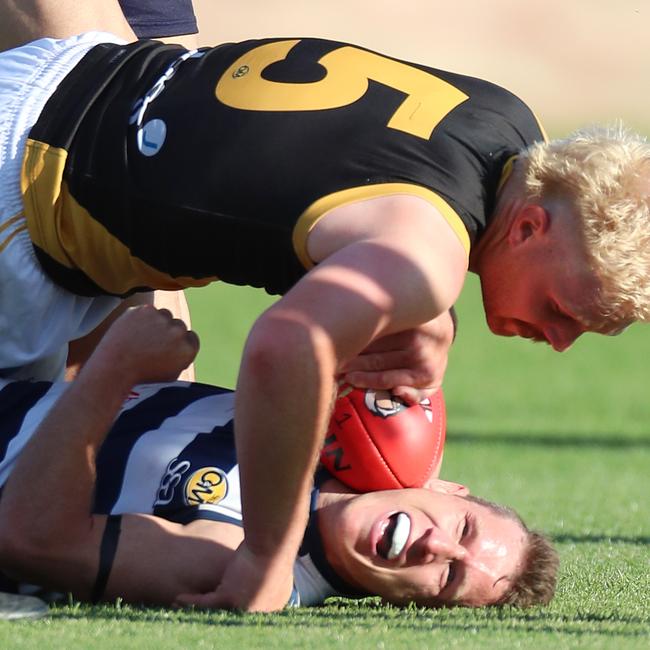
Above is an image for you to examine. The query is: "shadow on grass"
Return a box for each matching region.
[46,601,650,637]
[553,533,650,545]
[448,431,650,450]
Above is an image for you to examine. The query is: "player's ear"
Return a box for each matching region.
[424,478,470,496]
[508,204,550,245]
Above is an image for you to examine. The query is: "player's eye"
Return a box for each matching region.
[445,563,457,588]
[461,516,470,540]
[458,515,470,542]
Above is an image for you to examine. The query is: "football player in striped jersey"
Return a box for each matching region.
[0,307,557,609]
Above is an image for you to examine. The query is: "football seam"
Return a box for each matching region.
[386,394,445,487]
[354,407,403,489]
[346,396,403,489]
[326,391,446,490]
[416,395,445,486]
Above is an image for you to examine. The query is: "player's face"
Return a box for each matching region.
[477,204,626,350]
[325,489,526,607]
[480,246,597,351]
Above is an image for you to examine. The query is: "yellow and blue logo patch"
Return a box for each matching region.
[184,467,228,506]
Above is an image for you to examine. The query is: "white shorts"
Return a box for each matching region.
[0,33,125,381]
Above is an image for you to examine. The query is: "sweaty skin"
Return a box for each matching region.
[316,483,526,607]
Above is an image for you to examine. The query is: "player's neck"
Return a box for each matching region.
[470,168,526,273]
[316,477,356,508]
[314,479,361,590]
[315,478,358,550]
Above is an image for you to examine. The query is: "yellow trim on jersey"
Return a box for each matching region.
[292,183,471,269]
[497,155,518,194]
[497,112,547,195]
[0,213,27,253]
[21,139,216,295]
[0,224,28,254]
[0,213,23,236]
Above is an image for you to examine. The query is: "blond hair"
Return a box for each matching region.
[520,124,650,324]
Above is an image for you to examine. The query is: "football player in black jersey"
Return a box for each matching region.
[0,306,558,609]
[0,0,647,611]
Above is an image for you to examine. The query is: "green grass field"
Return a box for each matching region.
[1,276,648,649]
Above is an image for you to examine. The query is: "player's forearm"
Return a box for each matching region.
[235,314,338,562]
[0,362,134,555]
[0,307,197,586]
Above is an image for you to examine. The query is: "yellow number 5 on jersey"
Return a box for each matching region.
[215,40,469,140]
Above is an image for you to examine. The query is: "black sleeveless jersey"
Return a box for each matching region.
[22,37,545,297]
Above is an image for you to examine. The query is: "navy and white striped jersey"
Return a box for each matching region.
[0,378,356,606]
[0,379,241,522]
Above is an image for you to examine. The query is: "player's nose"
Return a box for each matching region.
[415,529,467,563]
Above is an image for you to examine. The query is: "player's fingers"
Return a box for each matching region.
[177,330,200,368]
[184,330,200,355]
[155,308,174,320]
[360,328,424,352]
[339,350,409,373]
[126,304,173,319]
[391,384,439,405]
[122,305,175,334]
[342,365,441,391]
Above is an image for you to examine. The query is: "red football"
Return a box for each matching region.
[320,385,446,492]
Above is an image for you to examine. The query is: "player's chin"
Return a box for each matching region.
[485,314,517,338]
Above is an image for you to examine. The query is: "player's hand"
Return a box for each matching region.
[174,540,294,612]
[339,310,456,404]
[85,305,200,386]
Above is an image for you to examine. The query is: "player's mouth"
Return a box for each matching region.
[498,319,547,344]
[375,512,411,560]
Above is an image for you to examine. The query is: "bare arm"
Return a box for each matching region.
[0,0,136,50]
[0,511,242,605]
[178,196,468,611]
[0,306,216,604]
